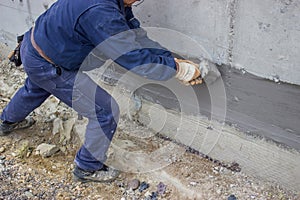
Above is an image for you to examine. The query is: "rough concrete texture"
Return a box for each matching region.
[98,63,300,151]
[1,0,300,84]
[103,82,300,191]
[134,0,230,65]
[232,0,300,85]
[134,0,300,85]
[0,0,55,46]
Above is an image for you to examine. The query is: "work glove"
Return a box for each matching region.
[175,58,203,85]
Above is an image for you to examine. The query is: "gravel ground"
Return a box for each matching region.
[0,59,299,199]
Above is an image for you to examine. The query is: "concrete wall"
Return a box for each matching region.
[0,0,55,46]
[232,0,300,85]
[1,0,299,85]
[86,67,300,191]
[134,0,231,66]
[134,0,300,85]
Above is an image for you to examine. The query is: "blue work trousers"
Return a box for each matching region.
[0,30,119,171]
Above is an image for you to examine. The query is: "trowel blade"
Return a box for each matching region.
[199,60,221,85]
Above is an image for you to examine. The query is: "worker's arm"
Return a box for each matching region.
[124,7,173,58]
[76,4,201,83]
[124,7,203,85]
[76,5,176,81]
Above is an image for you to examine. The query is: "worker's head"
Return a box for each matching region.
[124,0,142,7]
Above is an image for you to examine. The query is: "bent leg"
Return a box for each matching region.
[0,77,51,122]
[72,76,119,171]
[68,72,119,171]
[31,66,119,171]
[20,29,119,171]
[15,30,119,171]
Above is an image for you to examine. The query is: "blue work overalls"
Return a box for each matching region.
[0,0,176,171]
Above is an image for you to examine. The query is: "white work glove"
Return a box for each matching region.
[175,58,202,85]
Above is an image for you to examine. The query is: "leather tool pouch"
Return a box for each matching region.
[8,34,24,67]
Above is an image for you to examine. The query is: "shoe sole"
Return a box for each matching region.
[72,174,119,183]
[0,117,36,136]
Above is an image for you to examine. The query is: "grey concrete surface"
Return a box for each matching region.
[232,0,300,85]
[95,78,300,191]
[137,101,300,192]
[1,0,300,84]
[0,0,55,46]
[98,63,300,151]
[134,0,300,85]
[134,0,231,66]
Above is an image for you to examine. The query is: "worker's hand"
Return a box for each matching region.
[174,58,202,85]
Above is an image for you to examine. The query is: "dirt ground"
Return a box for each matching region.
[0,59,299,200]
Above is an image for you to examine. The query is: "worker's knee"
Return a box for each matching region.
[92,98,119,141]
[95,97,119,127]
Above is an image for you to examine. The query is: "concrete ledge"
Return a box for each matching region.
[104,83,300,192]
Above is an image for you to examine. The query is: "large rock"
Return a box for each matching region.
[36,143,59,158]
[73,118,88,144]
[60,117,76,145]
[52,117,76,145]
[0,79,15,98]
[52,118,63,135]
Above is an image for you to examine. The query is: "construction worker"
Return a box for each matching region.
[0,0,202,182]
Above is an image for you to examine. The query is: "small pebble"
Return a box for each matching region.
[145,191,158,200]
[228,194,237,200]
[139,181,149,192]
[128,179,140,190]
[157,182,167,195]
[24,191,34,198]
[144,191,151,197]
[189,181,197,186]
[150,192,158,200]
[0,146,5,153]
[116,181,125,188]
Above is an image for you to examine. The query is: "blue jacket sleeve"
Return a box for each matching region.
[76,5,176,81]
[125,7,174,58]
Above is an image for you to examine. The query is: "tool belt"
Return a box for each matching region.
[8,34,24,67]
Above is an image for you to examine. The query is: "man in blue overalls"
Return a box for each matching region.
[0,0,202,182]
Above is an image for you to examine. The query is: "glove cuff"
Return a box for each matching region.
[175,62,196,82]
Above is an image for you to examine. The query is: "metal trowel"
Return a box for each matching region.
[199,59,221,85]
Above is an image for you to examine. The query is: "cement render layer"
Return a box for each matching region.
[136,68,300,151]
[138,102,300,192]
[96,78,300,191]
[98,63,300,151]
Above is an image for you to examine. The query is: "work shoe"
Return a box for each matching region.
[0,117,36,136]
[73,165,120,183]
